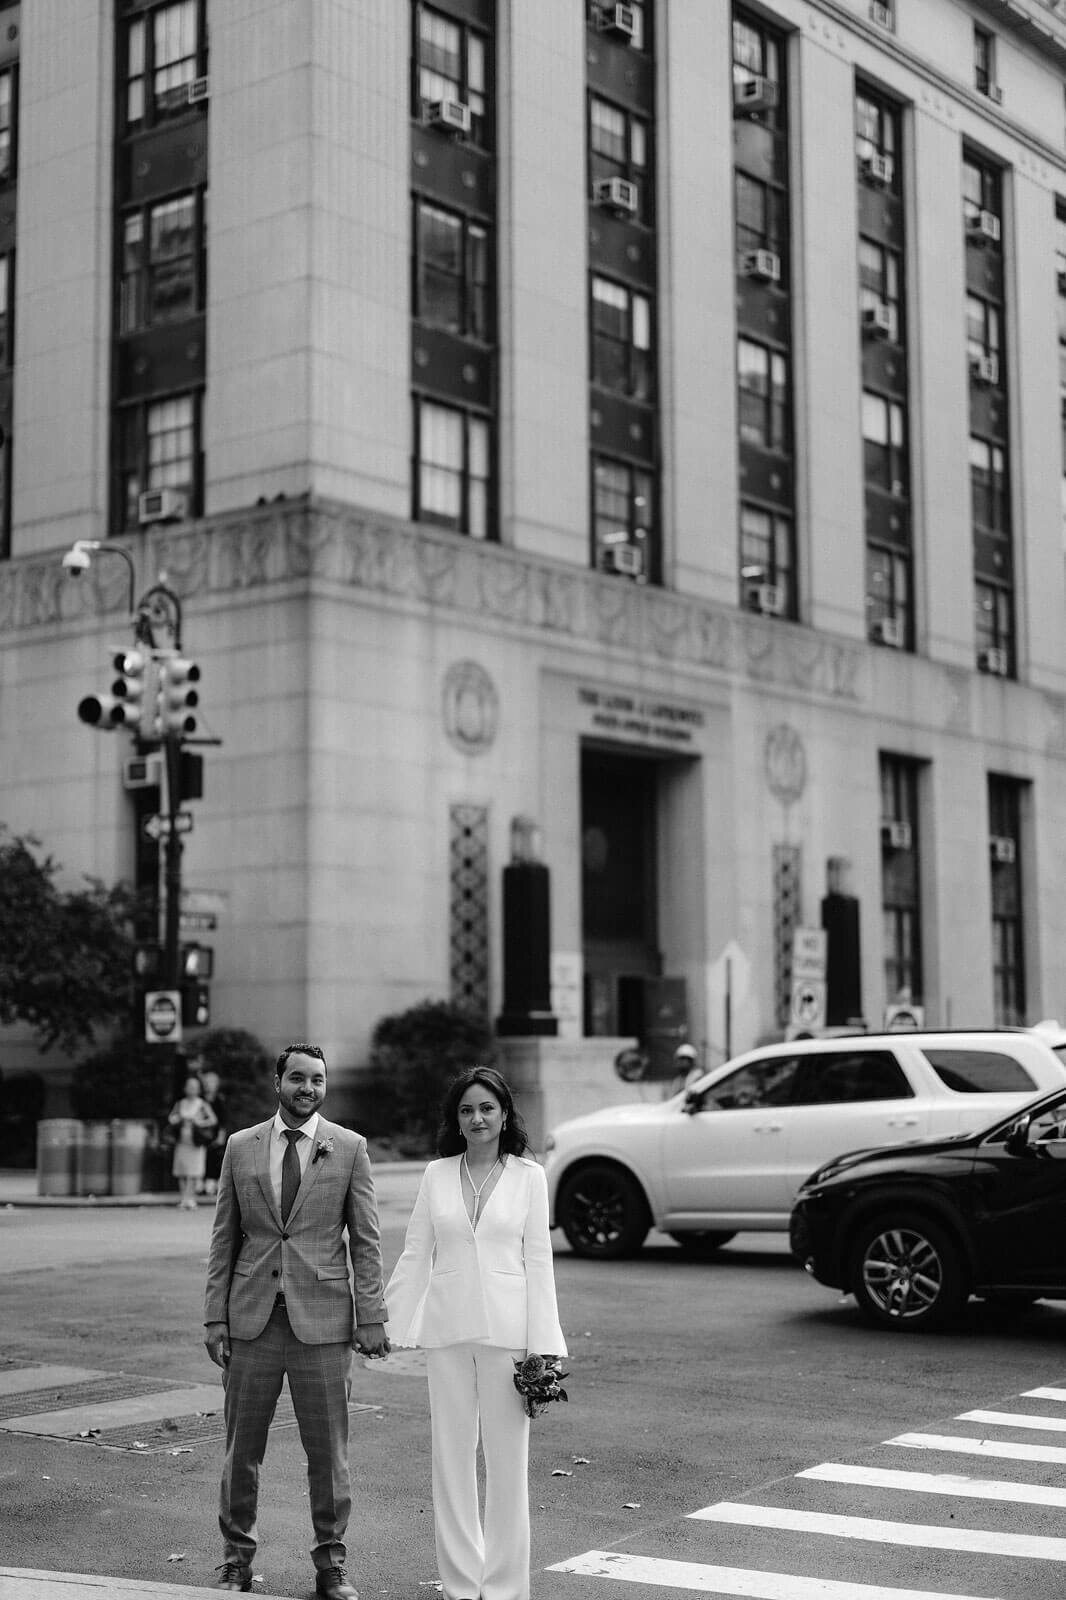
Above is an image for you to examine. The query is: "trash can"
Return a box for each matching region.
[110,1119,152,1196]
[75,1120,112,1197]
[36,1118,80,1197]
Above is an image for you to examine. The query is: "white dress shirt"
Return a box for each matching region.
[269,1109,319,1213]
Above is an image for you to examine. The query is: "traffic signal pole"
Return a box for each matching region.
[162,732,184,998]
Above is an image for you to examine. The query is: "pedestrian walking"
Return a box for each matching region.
[199,1068,229,1197]
[167,1073,218,1210]
[385,1065,567,1600]
[203,1042,389,1598]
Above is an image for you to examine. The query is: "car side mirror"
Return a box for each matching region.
[681,1089,703,1115]
[1004,1114,1032,1157]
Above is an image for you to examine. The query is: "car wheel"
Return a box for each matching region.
[850,1212,967,1331]
[556,1162,650,1259]
[668,1231,737,1257]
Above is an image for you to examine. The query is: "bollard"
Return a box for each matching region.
[36,1119,80,1197]
[110,1119,151,1196]
[75,1121,112,1197]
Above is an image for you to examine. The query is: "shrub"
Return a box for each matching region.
[181,1028,276,1133]
[359,999,496,1153]
[70,1035,170,1121]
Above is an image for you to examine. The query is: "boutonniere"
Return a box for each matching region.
[312,1137,335,1164]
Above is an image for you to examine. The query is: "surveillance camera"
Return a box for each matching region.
[62,547,91,576]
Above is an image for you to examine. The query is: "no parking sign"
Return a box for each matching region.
[145,989,183,1045]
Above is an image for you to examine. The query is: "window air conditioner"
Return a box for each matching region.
[733,76,778,115]
[880,819,912,851]
[741,248,781,283]
[861,152,894,187]
[868,2,894,26]
[604,543,644,578]
[747,582,785,616]
[187,76,209,104]
[862,302,895,340]
[597,3,637,40]
[593,176,639,216]
[977,645,1008,676]
[427,98,471,136]
[970,352,999,386]
[990,835,1016,865]
[138,487,188,525]
[123,754,164,791]
[967,208,1001,244]
[872,615,904,648]
[987,84,1003,105]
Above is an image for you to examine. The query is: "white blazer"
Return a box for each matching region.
[385,1154,567,1355]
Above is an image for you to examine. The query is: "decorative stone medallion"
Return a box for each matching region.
[443,659,499,755]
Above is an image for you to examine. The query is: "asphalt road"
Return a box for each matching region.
[3,1179,1066,1598]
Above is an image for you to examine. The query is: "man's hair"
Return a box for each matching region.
[276,1042,327,1076]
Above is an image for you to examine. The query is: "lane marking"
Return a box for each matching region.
[690,1501,1066,1560]
[1023,1387,1066,1402]
[891,1431,1066,1464]
[545,1550,1003,1597]
[801,1463,1066,1506]
[959,1409,1066,1433]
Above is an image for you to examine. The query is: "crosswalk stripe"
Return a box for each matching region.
[891,1431,1066,1464]
[545,1550,1004,1598]
[689,1501,1066,1560]
[959,1409,1066,1433]
[801,1463,1066,1506]
[1023,1387,1066,1403]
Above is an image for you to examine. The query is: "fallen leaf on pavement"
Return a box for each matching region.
[169,1447,193,1456]
[572,1455,591,1464]
[166,1553,186,1563]
[622,1502,641,1510]
[551,1469,573,1477]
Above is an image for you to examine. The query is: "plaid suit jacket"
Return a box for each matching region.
[204,1116,387,1344]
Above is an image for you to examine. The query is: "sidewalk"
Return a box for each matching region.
[0,1571,290,1599]
[0,1164,422,1207]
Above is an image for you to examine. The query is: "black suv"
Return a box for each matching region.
[790,1083,1066,1330]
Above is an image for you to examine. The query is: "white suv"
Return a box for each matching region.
[543,1030,1066,1258]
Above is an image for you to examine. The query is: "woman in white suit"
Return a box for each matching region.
[385,1066,567,1600]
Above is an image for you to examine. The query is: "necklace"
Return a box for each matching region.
[461,1153,501,1227]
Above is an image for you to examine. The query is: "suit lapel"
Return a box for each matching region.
[283,1117,332,1226]
[253,1120,282,1226]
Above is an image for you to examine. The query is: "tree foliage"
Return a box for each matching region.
[358,998,496,1151]
[70,1025,275,1126]
[0,826,142,1054]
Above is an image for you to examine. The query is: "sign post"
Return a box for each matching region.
[790,927,827,1033]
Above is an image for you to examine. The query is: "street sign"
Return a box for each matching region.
[790,977,827,1031]
[179,910,217,932]
[792,927,828,981]
[145,989,182,1045]
[182,887,228,916]
[142,811,194,842]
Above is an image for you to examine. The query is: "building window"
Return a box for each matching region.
[855,89,897,185]
[963,157,1001,237]
[966,293,1000,369]
[0,66,16,185]
[592,456,653,578]
[863,393,907,496]
[974,26,995,98]
[975,581,1013,663]
[969,436,1008,533]
[988,776,1024,1026]
[859,239,901,342]
[738,339,788,451]
[740,502,793,614]
[591,276,652,400]
[412,3,489,148]
[866,545,910,642]
[0,251,13,367]
[880,756,922,1007]
[733,14,781,98]
[118,393,199,529]
[413,396,491,540]
[123,1,203,129]
[119,193,202,334]
[412,200,491,341]
[589,95,650,223]
[734,172,787,264]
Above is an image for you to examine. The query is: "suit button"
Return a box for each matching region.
[271,1269,279,1278]
[282,1233,289,1241]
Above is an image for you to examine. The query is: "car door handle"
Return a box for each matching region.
[887,1116,920,1128]
[753,1123,783,1134]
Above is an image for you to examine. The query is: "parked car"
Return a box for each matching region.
[790,1083,1066,1330]
[543,1030,1066,1259]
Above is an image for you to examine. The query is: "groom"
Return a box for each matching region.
[204,1043,390,1598]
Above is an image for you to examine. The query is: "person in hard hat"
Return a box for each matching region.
[673,1043,703,1092]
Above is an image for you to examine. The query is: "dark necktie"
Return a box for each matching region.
[281,1129,302,1222]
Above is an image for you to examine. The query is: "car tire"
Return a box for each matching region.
[556,1162,650,1259]
[668,1231,737,1257]
[849,1211,968,1331]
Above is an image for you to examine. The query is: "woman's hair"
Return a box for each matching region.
[182,1074,203,1096]
[437,1065,529,1158]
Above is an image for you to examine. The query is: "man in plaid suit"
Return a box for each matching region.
[204,1043,389,1598]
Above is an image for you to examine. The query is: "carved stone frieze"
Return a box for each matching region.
[2,499,879,707]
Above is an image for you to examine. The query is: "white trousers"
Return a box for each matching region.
[426,1342,531,1600]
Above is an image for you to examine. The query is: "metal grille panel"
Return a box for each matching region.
[450,803,490,1019]
[773,844,802,1027]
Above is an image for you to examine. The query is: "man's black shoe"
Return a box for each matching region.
[315,1566,359,1600]
[215,1561,252,1591]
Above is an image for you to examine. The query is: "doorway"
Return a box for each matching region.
[581,746,661,1036]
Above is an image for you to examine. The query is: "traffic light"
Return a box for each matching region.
[180,943,214,979]
[181,981,210,1028]
[154,655,200,738]
[110,648,152,733]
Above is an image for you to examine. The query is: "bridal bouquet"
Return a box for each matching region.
[512,1354,569,1419]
